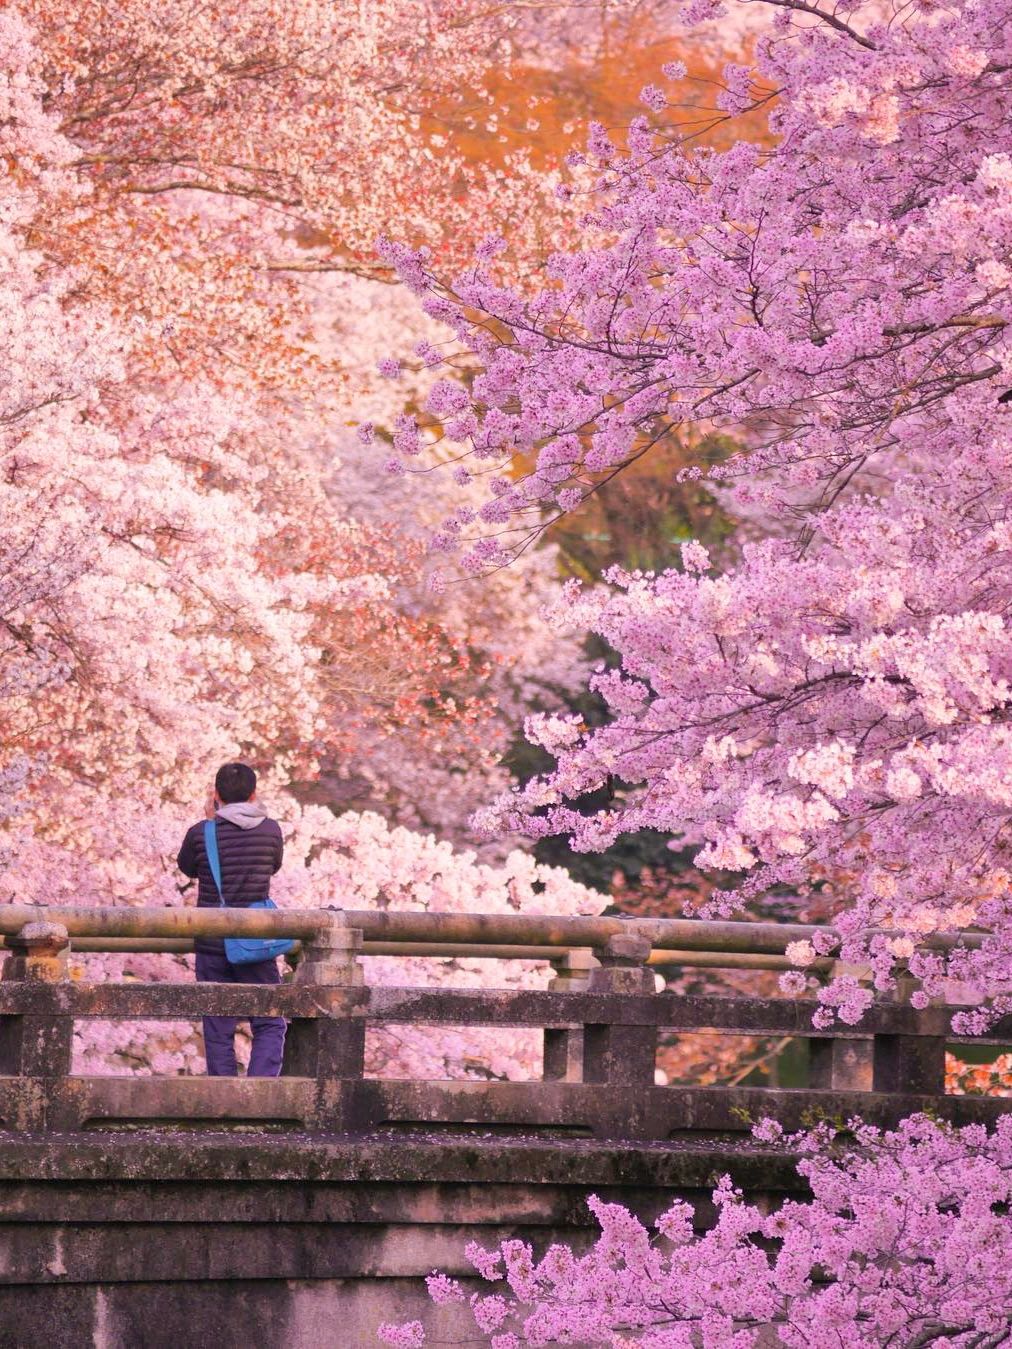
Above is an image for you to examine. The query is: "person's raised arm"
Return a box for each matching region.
[177,825,199,879]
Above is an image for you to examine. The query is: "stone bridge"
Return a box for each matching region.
[0,905,1005,1349]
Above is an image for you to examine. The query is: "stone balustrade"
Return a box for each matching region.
[0,908,1005,1137]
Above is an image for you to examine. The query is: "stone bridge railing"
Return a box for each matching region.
[0,905,1005,1137]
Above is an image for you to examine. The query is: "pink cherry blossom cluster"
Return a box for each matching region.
[0,8,601,1077]
[298,268,588,855]
[380,1113,1012,1346]
[383,0,1012,1028]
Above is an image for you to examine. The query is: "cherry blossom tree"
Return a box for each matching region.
[373,3,1012,1335]
[0,11,533,1081]
[384,0,1012,1027]
[303,269,589,850]
[381,1114,1012,1347]
[2,0,600,867]
[2,0,515,845]
[10,0,587,420]
[1,0,773,1086]
[0,0,758,869]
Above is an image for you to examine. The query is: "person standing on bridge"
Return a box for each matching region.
[176,763,287,1077]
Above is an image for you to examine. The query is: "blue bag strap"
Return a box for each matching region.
[203,819,225,907]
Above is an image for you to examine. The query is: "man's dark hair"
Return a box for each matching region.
[215,762,257,804]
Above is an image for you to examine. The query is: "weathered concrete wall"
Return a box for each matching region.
[2,916,1004,1346]
[0,1132,805,1349]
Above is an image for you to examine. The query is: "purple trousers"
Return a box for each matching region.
[195,949,286,1077]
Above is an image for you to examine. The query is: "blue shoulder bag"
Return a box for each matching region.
[204,819,294,965]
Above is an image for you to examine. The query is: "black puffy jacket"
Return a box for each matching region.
[177,813,284,953]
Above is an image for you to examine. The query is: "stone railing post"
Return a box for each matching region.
[872,1023,945,1096]
[289,914,369,1131]
[808,1036,874,1091]
[868,967,943,1097]
[543,949,597,1083]
[584,932,658,1137]
[3,922,71,986]
[292,914,364,988]
[587,931,656,996]
[808,959,873,1090]
[0,923,72,1130]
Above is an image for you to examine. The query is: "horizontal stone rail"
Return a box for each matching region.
[0,910,1003,1139]
[0,984,362,1018]
[0,904,335,941]
[2,934,833,972]
[0,904,987,953]
[2,980,1008,1039]
[367,986,1012,1042]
